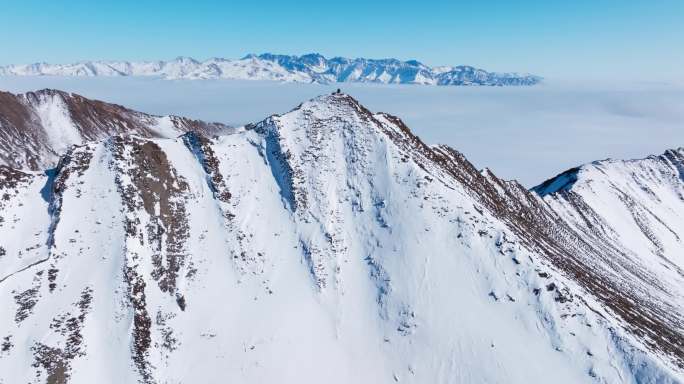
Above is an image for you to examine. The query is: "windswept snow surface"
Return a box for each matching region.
[0,93,681,383]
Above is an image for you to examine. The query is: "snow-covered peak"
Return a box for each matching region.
[249,93,378,139]
[533,148,684,197]
[275,92,369,120]
[252,94,684,377]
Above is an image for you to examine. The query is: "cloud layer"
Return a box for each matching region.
[1,76,681,186]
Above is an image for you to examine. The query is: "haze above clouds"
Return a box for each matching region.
[1,76,682,186]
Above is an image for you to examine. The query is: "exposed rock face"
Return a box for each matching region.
[0,92,681,383]
[0,89,230,170]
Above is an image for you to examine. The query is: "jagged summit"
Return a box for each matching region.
[249,92,402,140]
[244,95,684,376]
[0,53,542,85]
[0,91,682,383]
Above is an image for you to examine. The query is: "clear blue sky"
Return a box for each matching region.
[1,0,682,81]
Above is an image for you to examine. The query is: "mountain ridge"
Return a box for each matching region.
[533,148,684,196]
[0,89,231,170]
[0,53,542,86]
[0,91,681,383]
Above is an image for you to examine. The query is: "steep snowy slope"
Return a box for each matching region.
[0,89,230,170]
[0,93,680,383]
[534,149,684,269]
[534,150,684,355]
[0,54,542,86]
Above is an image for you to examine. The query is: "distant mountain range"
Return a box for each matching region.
[0,53,542,86]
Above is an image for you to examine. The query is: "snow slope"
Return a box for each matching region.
[0,89,230,170]
[0,54,542,86]
[534,150,684,352]
[0,93,680,383]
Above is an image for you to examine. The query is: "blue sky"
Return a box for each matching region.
[1,0,682,81]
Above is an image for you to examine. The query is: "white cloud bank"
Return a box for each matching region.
[1,76,682,186]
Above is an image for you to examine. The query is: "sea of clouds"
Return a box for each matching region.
[1,76,682,186]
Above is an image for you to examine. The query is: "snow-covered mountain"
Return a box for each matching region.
[0,91,681,383]
[0,53,542,86]
[0,89,230,170]
[533,150,684,362]
[534,148,684,270]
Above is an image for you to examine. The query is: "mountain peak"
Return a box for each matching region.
[249,92,374,140]
[533,147,684,197]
